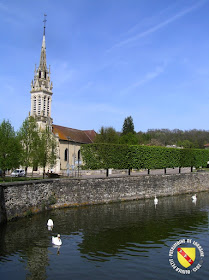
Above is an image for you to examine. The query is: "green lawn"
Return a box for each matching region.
[0,177,44,183]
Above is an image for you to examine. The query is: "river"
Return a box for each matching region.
[0,192,209,279]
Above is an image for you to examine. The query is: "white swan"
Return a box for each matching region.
[192,199,197,205]
[192,194,197,201]
[52,234,62,246]
[47,219,53,227]
[154,195,158,204]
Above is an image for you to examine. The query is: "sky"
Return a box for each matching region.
[1,0,209,133]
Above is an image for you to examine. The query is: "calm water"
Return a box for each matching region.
[0,192,209,280]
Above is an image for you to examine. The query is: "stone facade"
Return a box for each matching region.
[1,172,209,223]
[52,125,96,174]
[30,26,53,130]
[58,140,81,172]
[28,23,96,175]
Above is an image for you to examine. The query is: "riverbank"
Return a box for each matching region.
[1,171,209,224]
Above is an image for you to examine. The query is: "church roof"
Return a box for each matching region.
[204,143,209,147]
[52,124,96,144]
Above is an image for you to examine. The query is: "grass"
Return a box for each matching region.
[196,167,209,172]
[0,176,45,183]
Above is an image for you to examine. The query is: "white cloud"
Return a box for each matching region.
[107,0,208,52]
[52,61,75,87]
[120,63,166,95]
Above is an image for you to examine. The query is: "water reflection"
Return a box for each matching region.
[47,226,53,231]
[0,192,209,279]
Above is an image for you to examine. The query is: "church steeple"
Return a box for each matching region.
[39,15,47,71]
[39,31,47,70]
[30,15,53,129]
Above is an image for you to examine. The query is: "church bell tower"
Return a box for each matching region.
[30,15,53,129]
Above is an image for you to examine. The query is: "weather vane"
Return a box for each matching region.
[43,14,47,35]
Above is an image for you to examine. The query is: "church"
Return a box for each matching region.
[30,22,96,174]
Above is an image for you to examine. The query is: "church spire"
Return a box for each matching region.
[43,13,47,36]
[39,14,47,70]
[30,15,53,130]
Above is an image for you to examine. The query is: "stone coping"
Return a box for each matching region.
[0,171,202,187]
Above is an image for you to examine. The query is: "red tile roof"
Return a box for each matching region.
[52,124,96,144]
[204,143,209,147]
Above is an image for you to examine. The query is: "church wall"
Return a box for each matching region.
[24,140,82,175]
[59,140,81,171]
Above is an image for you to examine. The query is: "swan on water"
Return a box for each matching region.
[192,199,197,205]
[52,234,62,246]
[154,195,158,204]
[192,194,197,201]
[47,219,53,227]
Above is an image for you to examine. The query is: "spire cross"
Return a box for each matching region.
[43,14,47,35]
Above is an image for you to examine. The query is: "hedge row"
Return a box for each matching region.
[81,144,209,170]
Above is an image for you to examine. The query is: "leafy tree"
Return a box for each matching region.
[94,126,119,144]
[122,116,135,135]
[120,116,137,144]
[119,133,138,145]
[0,120,22,177]
[177,140,195,149]
[137,128,209,148]
[18,116,40,176]
[37,126,57,178]
[137,131,151,145]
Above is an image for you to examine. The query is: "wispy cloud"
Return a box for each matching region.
[121,63,166,95]
[107,0,208,52]
[0,3,9,12]
[0,2,36,26]
[52,61,75,87]
[125,2,178,36]
[55,100,124,115]
[53,101,126,130]
[76,81,94,94]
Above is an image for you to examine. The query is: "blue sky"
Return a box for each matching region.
[1,0,209,133]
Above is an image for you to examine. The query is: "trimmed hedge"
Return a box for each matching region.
[81,144,209,170]
[180,148,209,168]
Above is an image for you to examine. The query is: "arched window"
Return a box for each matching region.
[64,148,68,161]
[33,96,36,114]
[38,96,41,115]
[47,97,50,116]
[43,96,46,116]
[78,150,81,162]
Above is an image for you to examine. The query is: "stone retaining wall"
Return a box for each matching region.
[1,172,209,223]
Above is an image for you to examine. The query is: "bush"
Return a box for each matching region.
[81,144,209,170]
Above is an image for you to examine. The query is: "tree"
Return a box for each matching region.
[119,133,138,145]
[137,131,151,145]
[139,128,209,148]
[0,120,22,177]
[177,140,195,149]
[37,126,57,178]
[18,116,40,176]
[122,116,135,135]
[120,116,137,144]
[94,126,119,144]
